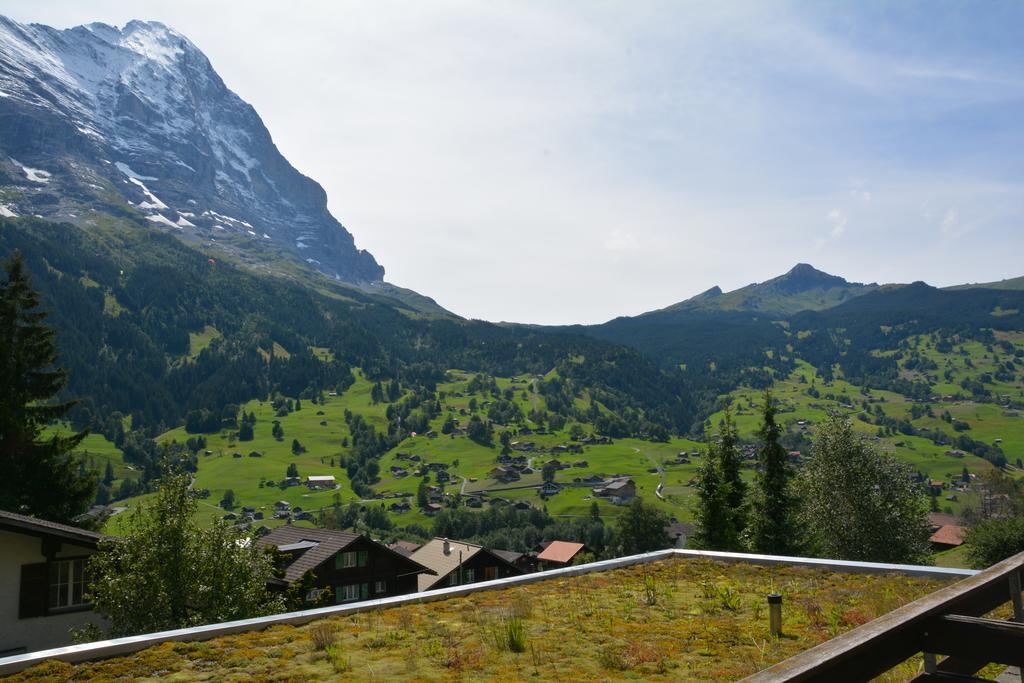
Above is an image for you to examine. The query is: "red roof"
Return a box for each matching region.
[929,525,967,547]
[537,540,585,564]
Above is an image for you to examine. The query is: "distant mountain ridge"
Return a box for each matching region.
[657,263,880,317]
[0,16,383,283]
[944,276,1024,292]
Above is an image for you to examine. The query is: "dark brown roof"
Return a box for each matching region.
[0,509,107,547]
[491,548,523,565]
[258,525,360,583]
[388,540,422,557]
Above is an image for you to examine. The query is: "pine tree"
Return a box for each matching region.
[717,408,746,514]
[748,390,800,555]
[691,444,740,550]
[0,252,95,522]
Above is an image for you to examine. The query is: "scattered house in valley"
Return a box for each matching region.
[927,479,946,497]
[512,501,532,511]
[929,525,967,552]
[488,466,521,483]
[258,527,434,605]
[536,540,586,569]
[409,538,524,591]
[283,477,302,487]
[273,501,291,511]
[509,441,534,452]
[0,510,108,655]
[540,481,561,496]
[945,449,967,458]
[306,475,336,490]
[464,496,483,508]
[389,501,411,513]
[573,460,588,468]
[665,519,695,548]
[424,503,444,516]
[592,478,636,504]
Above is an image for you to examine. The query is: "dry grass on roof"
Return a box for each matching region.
[11,558,954,682]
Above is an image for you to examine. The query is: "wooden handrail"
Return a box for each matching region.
[742,551,1024,682]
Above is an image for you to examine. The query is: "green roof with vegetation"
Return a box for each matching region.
[10,558,953,682]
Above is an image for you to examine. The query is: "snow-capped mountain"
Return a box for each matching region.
[0,16,383,282]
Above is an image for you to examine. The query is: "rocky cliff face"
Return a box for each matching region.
[0,16,383,283]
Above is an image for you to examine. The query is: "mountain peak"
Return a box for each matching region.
[0,15,384,283]
[771,263,848,293]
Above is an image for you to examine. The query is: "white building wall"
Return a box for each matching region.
[0,530,102,655]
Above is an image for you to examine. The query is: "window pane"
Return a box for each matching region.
[357,551,368,567]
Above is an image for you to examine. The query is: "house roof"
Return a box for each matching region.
[537,540,585,564]
[0,509,107,547]
[409,538,522,591]
[410,538,485,591]
[307,475,335,482]
[258,526,361,583]
[928,512,962,529]
[388,540,422,557]
[929,525,967,547]
[491,549,524,565]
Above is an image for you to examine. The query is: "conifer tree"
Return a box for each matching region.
[748,390,800,555]
[692,447,738,549]
[0,252,95,522]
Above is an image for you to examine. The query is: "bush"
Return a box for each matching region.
[966,516,1024,568]
[309,622,337,651]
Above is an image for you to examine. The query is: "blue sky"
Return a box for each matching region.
[2,1,1022,323]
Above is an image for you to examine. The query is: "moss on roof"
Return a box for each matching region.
[11,558,953,681]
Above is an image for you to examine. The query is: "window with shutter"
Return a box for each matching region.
[19,563,48,619]
[360,583,369,600]
[356,550,368,567]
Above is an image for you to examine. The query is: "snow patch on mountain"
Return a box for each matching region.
[0,203,17,217]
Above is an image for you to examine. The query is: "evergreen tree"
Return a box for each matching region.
[103,461,115,486]
[717,407,746,516]
[613,497,671,555]
[0,252,95,522]
[748,390,800,555]
[417,478,429,509]
[691,444,739,550]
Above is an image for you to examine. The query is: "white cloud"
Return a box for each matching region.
[827,208,848,239]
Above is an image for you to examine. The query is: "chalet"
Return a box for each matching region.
[929,525,967,552]
[582,474,604,484]
[258,527,433,606]
[306,475,336,490]
[389,501,411,513]
[573,460,588,468]
[294,512,314,521]
[945,449,967,458]
[540,481,561,496]
[465,496,483,508]
[536,540,586,568]
[425,462,449,472]
[283,477,302,487]
[513,501,532,511]
[592,478,636,504]
[488,466,520,483]
[424,503,444,516]
[509,441,534,452]
[1,510,108,655]
[409,538,524,591]
[273,501,291,511]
